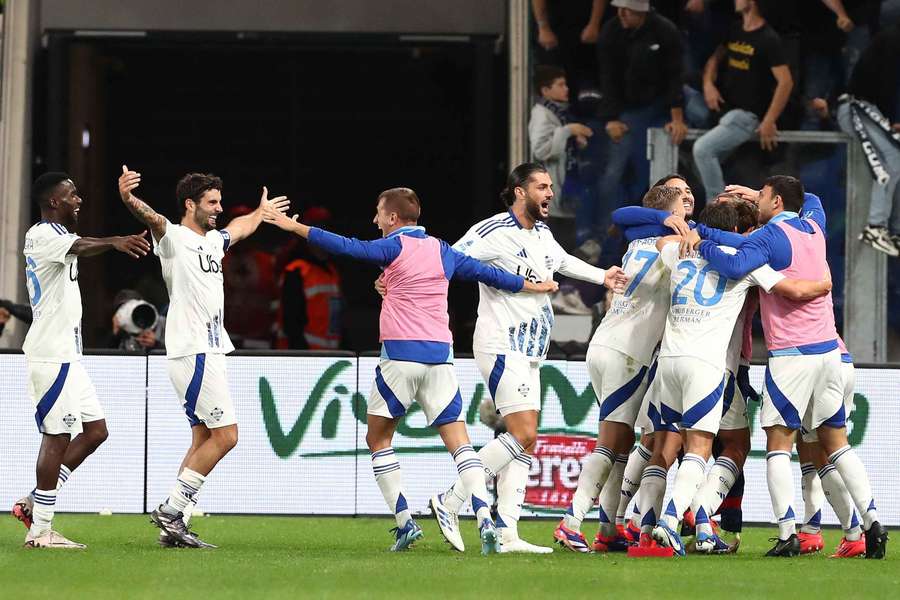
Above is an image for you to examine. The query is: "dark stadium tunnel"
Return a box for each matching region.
[34,32,508,349]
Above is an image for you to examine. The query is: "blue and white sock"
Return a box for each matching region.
[691,456,739,537]
[30,488,57,536]
[443,432,524,513]
[661,453,706,530]
[564,445,615,531]
[617,443,651,527]
[800,462,824,534]
[497,454,531,536]
[371,447,411,528]
[818,463,862,541]
[766,451,795,540]
[452,444,492,523]
[638,465,668,534]
[597,453,628,537]
[828,445,879,530]
[163,468,205,516]
[56,465,72,491]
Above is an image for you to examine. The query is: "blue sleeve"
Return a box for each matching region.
[697,235,773,279]
[800,192,826,231]
[695,224,749,248]
[624,224,670,242]
[307,227,401,266]
[612,206,669,227]
[441,242,524,292]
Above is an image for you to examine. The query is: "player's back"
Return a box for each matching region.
[591,236,669,366]
[154,221,234,358]
[658,246,757,372]
[22,222,83,362]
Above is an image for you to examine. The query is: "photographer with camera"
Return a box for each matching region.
[109,289,165,351]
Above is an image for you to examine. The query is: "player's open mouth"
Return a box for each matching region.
[540,201,550,211]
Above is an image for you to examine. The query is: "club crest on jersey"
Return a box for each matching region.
[544,255,553,270]
[198,254,222,273]
[62,414,76,428]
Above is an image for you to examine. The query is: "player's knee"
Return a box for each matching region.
[365,432,390,453]
[89,423,109,448]
[215,427,239,453]
[511,431,536,453]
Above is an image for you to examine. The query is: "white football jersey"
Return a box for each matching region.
[153,219,235,359]
[657,243,783,371]
[590,236,670,366]
[22,222,83,363]
[454,210,606,359]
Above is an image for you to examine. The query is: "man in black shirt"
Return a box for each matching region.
[581,0,685,249]
[691,0,793,202]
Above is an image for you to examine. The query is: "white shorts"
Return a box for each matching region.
[28,360,104,436]
[369,359,463,426]
[801,358,856,442]
[648,356,727,434]
[474,352,540,417]
[760,350,844,435]
[719,370,749,431]
[168,353,235,429]
[586,345,650,427]
[636,359,659,432]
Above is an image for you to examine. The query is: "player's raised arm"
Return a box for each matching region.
[443,243,557,294]
[118,165,168,242]
[553,241,628,294]
[262,203,400,266]
[695,234,773,280]
[222,186,290,247]
[800,192,827,231]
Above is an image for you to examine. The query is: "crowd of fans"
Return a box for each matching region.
[529,0,900,266]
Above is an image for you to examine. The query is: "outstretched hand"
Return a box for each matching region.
[113,230,151,258]
[523,279,560,294]
[604,266,628,295]
[258,186,290,216]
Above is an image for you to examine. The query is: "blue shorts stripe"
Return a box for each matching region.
[431,388,463,426]
[722,373,736,416]
[822,403,847,429]
[374,366,407,418]
[35,363,70,431]
[488,355,505,401]
[764,366,801,430]
[598,364,648,422]
[683,375,727,429]
[184,354,206,426]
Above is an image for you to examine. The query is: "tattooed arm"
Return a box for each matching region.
[118,164,168,242]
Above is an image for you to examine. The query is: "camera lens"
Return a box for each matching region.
[132,303,156,329]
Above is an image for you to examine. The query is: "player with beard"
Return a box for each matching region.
[428,163,628,554]
[117,165,289,548]
[15,172,149,548]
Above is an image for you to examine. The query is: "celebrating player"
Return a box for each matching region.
[262,187,557,553]
[684,176,888,558]
[15,172,150,548]
[118,165,289,548]
[429,162,628,554]
[555,185,685,553]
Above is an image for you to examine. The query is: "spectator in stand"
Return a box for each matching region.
[529,65,594,217]
[532,0,608,115]
[0,299,32,339]
[584,0,685,256]
[829,22,900,256]
[222,204,279,348]
[276,206,343,350]
[691,0,794,202]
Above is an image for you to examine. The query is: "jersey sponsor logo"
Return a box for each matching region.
[198,254,222,274]
[69,262,78,282]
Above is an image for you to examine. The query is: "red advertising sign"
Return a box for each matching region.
[525,433,596,509]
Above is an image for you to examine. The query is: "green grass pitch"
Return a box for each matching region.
[0,515,896,598]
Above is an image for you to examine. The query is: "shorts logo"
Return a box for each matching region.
[517,383,530,397]
[62,414,76,428]
[210,407,224,422]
